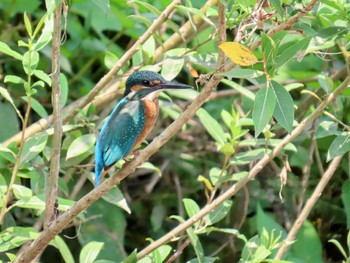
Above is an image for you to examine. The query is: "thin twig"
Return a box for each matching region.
[274,155,344,260]
[0,98,31,226]
[296,121,316,214]
[45,2,63,229]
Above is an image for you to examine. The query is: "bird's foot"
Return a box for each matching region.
[121,151,142,168]
[132,150,142,157]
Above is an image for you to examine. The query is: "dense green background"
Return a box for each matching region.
[0,0,349,262]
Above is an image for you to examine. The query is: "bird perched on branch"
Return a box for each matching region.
[95,70,192,186]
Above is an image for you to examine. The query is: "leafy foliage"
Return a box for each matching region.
[0,0,350,262]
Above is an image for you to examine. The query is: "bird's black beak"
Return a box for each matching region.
[156,81,192,90]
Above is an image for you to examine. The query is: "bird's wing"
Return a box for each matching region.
[97,98,146,168]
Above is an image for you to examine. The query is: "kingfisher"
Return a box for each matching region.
[95,70,192,186]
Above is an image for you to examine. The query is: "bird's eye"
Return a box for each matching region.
[142,80,150,86]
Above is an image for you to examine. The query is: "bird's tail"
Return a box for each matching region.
[95,148,104,187]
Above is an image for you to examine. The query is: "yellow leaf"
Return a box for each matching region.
[219,42,258,66]
[197,175,213,191]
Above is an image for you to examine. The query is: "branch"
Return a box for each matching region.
[274,155,344,260]
[136,76,350,260]
[45,3,62,228]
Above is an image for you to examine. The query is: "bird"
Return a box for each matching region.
[95,70,192,186]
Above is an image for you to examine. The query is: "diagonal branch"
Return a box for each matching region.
[274,154,344,259]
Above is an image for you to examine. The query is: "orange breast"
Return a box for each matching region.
[131,98,159,152]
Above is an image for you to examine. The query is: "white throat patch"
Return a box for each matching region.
[144,90,162,100]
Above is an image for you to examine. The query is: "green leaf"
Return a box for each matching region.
[285,83,304,92]
[4,75,26,84]
[270,81,294,133]
[93,0,110,14]
[155,245,172,263]
[161,57,184,81]
[60,73,69,107]
[204,227,248,243]
[222,68,264,79]
[0,42,23,60]
[104,50,119,70]
[275,36,312,69]
[270,0,283,18]
[256,204,287,258]
[221,79,255,101]
[183,198,200,227]
[12,185,33,200]
[151,205,166,232]
[33,70,52,86]
[308,27,348,52]
[78,199,126,262]
[23,12,33,37]
[209,167,226,185]
[328,239,348,259]
[256,204,287,240]
[187,226,205,261]
[20,133,48,167]
[57,197,76,211]
[53,235,75,263]
[138,245,172,263]
[317,73,333,94]
[0,227,38,252]
[239,138,297,152]
[341,180,350,229]
[22,96,48,118]
[5,253,16,262]
[261,33,277,69]
[22,51,40,75]
[0,86,23,121]
[196,108,226,146]
[14,195,46,212]
[142,36,155,60]
[187,257,217,263]
[79,241,104,263]
[33,13,48,38]
[123,250,138,263]
[205,200,232,226]
[289,221,323,263]
[252,86,276,137]
[0,102,20,143]
[0,145,15,157]
[130,0,181,36]
[231,148,268,165]
[176,5,216,29]
[34,14,53,51]
[66,134,96,160]
[327,133,350,161]
[139,161,161,176]
[102,185,131,214]
[130,0,161,15]
[18,40,29,47]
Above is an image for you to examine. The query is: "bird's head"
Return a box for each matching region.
[124,70,192,100]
